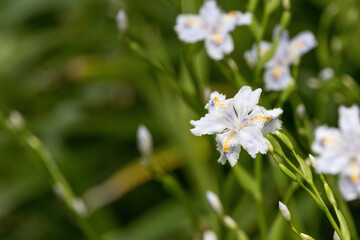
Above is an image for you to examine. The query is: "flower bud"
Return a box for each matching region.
[296,104,306,119]
[72,198,88,217]
[137,125,153,158]
[319,67,334,82]
[223,215,237,229]
[278,201,291,222]
[203,230,218,240]
[206,191,224,216]
[282,0,291,10]
[333,231,340,240]
[6,110,25,131]
[308,154,317,169]
[300,233,315,240]
[116,9,128,33]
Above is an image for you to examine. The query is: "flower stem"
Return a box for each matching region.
[0,111,99,240]
[255,155,268,240]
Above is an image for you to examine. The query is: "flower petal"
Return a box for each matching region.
[236,12,252,25]
[288,31,317,63]
[338,170,360,201]
[267,29,290,67]
[312,126,343,154]
[264,65,292,91]
[247,106,283,134]
[200,0,221,27]
[239,126,268,158]
[244,41,271,67]
[190,112,230,136]
[216,131,241,166]
[174,15,207,43]
[205,91,227,112]
[314,152,349,174]
[339,105,360,140]
[233,86,262,119]
[205,34,234,60]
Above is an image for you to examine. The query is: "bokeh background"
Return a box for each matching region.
[0,0,360,239]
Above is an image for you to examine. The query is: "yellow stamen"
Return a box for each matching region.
[223,130,236,153]
[186,19,195,25]
[321,137,337,145]
[213,97,226,108]
[229,11,237,17]
[215,36,223,45]
[273,68,282,79]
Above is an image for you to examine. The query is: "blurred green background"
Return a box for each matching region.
[0,0,360,239]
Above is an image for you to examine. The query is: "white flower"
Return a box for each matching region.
[203,230,218,240]
[244,27,317,91]
[116,10,128,33]
[174,0,251,60]
[190,86,283,166]
[312,105,360,201]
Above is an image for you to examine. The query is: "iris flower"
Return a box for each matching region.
[175,0,251,60]
[312,105,360,201]
[244,28,317,91]
[190,86,283,166]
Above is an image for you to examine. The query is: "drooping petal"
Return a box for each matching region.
[205,34,234,60]
[233,86,262,119]
[216,130,241,166]
[200,0,221,27]
[244,41,271,67]
[174,15,208,43]
[288,31,317,64]
[190,112,230,136]
[312,126,343,154]
[338,170,360,201]
[315,152,350,174]
[339,105,360,140]
[247,106,283,133]
[264,65,292,91]
[238,126,268,158]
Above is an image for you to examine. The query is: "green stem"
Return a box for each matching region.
[327,176,360,240]
[0,112,99,240]
[255,155,268,240]
[151,168,200,230]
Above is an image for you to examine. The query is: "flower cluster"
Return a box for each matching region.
[312,105,360,201]
[244,27,317,91]
[190,86,283,166]
[174,0,251,60]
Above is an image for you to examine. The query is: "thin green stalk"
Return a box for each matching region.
[0,112,99,240]
[327,176,360,240]
[255,155,268,240]
[150,167,200,230]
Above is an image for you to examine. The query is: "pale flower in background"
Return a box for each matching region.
[244,27,317,91]
[116,9,128,33]
[318,67,334,81]
[174,0,251,60]
[190,86,283,166]
[312,105,360,201]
